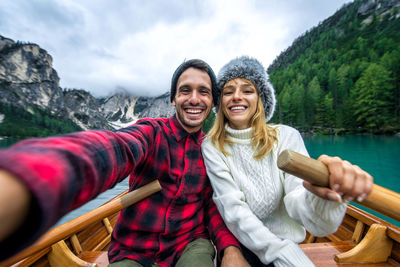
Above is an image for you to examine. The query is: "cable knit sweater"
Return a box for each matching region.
[201,124,347,267]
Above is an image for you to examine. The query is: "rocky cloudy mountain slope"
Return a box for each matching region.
[0,35,174,131]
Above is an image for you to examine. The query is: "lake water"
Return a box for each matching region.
[1,134,400,226]
[303,134,400,226]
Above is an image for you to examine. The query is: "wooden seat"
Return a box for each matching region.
[47,240,109,267]
[79,251,109,267]
[300,241,395,266]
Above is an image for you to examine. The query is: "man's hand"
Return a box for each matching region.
[221,246,250,267]
[0,170,31,241]
[303,155,373,203]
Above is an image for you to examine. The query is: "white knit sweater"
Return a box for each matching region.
[201,124,347,267]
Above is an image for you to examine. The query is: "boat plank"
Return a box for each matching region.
[391,242,400,263]
[78,222,109,251]
[11,248,51,267]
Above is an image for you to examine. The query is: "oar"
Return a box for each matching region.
[277,150,400,222]
[0,180,162,267]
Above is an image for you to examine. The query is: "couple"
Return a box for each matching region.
[0,56,372,266]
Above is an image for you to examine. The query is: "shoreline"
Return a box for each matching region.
[296,127,400,136]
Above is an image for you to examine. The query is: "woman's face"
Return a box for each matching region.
[221,78,258,130]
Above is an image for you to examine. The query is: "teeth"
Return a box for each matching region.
[186,109,202,114]
[230,106,245,110]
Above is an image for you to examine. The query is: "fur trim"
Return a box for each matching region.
[216,56,276,121]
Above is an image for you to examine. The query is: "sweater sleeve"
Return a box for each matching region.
[201,139,314,266]
[278,126,347,237]
[0,121,156,259]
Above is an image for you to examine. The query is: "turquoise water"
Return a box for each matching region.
[303,134,400,226]
[1,135,400,226]
[0,138,18,148]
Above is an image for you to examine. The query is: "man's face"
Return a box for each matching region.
[172,67,214,133]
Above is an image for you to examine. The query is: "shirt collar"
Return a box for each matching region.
[169,114,204,144]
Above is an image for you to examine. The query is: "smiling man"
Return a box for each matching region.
[0,59,250,267]
[172,67,214,133]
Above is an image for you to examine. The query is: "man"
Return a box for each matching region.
[0,59,249,266]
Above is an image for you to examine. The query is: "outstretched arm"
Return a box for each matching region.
[0,121,156,260]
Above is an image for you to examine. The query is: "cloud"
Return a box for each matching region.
[0,0,352,97]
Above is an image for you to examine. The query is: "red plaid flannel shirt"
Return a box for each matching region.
[0,115,238,266]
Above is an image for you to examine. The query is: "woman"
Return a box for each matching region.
[201,56,373,267]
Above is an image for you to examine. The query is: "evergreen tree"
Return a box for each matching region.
[306,77,323,126]
[381,49,400,121]
[353,63,394,131]
[202,111,216,134]
[267,0,400,134]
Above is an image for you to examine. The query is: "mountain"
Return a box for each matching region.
[0,35,174,138]
[3,0,398,138]
[63,89,111,130]
[99,90,174,129]
[267,0,400,134]
[0,36,66,116]
[134,92,175,118]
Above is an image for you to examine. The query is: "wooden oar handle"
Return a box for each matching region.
[278,149,400,222]
[278,149,330,187]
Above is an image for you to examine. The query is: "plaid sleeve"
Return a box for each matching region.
[0,122,156,260]
[204,181,239,257]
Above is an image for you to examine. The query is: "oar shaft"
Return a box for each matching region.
[1,180,161,267]
[278,150,400,222]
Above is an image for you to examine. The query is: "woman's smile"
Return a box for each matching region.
[222,78,258,130]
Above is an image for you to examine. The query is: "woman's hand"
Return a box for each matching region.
[303,155,373,203]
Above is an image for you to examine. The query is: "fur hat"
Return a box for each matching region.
[216,56,276,121]
[170,59,218,106]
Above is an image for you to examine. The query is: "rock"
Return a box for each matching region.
[0,34,176,132]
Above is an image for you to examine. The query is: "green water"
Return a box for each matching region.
[303,134,400,226]
[1,135,400,226]
[0,138,18,148]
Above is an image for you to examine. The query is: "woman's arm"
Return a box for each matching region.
[202,139,313,266]
[279,126,371,236]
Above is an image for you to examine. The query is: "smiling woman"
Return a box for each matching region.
[221,78,258,130]
[202,56,373,267]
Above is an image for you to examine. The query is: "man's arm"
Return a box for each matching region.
[0,122,156,260]
[202,183,250,266]
[0,170,30,242]
[221,246,250,267]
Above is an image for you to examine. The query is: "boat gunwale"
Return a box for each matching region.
[346,204,400,243]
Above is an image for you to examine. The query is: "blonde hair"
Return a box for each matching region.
[208,80,278,160]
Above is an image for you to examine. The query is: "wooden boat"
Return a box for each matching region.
[1,151,400,267]
[0,180,162,267]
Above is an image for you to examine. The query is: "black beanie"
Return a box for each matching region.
[170,59,218,106]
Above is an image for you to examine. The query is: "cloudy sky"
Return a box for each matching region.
[0,0,352,97]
